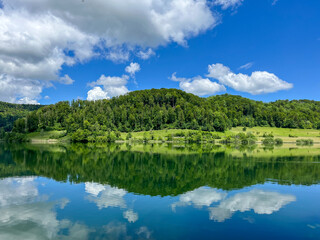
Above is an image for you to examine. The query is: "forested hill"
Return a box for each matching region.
[11,88,320,140]
[0,101,42,132]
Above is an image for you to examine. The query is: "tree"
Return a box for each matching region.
[26,112,39,132]
[212,112,228,132]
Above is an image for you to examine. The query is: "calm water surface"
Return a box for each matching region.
[0,143,320,239]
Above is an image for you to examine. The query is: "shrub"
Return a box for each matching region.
[71,129,89,142]
[126,132,132,140]
[275,138,283,145]
[195,133,202,142]
[262,132,274,138]
[296,139,314,146]
[166,134,173,141]
[262,137,275,145]
[219,136,233,144]
[150,133,155,140]
[4,132,27,142]
[175,132,185,137]
[211,134,221,139]
[289,134,298,138]
[115,131,121,139]
[143,132,148,142]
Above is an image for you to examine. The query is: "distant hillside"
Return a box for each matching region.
[10,88,320,142]
[0,101,42,132]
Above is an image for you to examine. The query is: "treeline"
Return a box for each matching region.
[0,101,42,139]
[9,88,320,142]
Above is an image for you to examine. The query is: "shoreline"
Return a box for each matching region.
[4,127,320,146]
[24,138,320,147]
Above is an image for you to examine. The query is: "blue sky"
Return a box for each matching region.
[0,0,319,104]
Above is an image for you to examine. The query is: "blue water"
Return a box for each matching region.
[0,143,320,239]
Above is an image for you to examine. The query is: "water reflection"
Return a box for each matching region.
[101,222,152,240]
[0,177,153,239]
[1,177,296,238]
[0,177,89,240]
[1,143,320,196]
[0,143,319,239]
[171,187,226,211]
[85,182,140,224]
[0,177,38,206]
[171,187,296,222]
[209,189,296,222]
[85,183,127,209]
[123,210,139,223]
[102,222,130,239]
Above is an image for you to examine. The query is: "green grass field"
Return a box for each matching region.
[27,130,69,142]
[119,129,197,140]
[119,127,320,143]
[26,127,320,144]
[229,127,320,143]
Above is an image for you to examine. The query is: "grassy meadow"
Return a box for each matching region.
[118,127,320,143]
[26,127,320,144]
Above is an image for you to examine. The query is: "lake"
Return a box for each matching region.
[0,143,320,239]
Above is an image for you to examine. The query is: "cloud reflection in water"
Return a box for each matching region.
[209,189,296,222]
[0,177,90,240]
[85,182,139,223]
[172,187,296,222]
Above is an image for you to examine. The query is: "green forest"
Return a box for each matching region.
[0,101,42,137]
[4,88,320,142]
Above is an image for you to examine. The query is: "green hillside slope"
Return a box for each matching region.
[7,88,320,142]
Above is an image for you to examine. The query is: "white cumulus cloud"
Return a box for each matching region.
[17,97,40,105]
[6,0,217,47]
[87,62,143,101]
[170,73,226,96]
[207,63,293,95]
[0,74,44,104]
[0,7,97,103]
[213,0,243,9]
[87,87,109,101]
[59,75,75,85]
[0,0,222,103]
[137,48,156,60]
[87,75,130,101]
[125,63,141,77]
